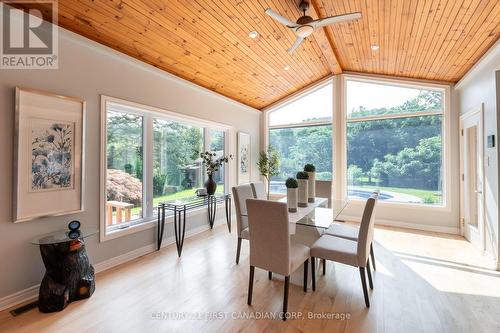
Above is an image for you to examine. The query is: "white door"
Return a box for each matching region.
[460,106,484,251]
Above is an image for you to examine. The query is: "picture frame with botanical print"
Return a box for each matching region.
[14,87,85,222]
[237,131,251,184]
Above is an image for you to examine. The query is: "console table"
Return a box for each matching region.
[31,228,98,312]
[157,193,231,256]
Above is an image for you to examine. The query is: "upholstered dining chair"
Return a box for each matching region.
[315,180,333,208]
[310,192,379,307]
[250,181,267,200]
[232,184,255,264]
[324,190,380,271]
[246,199,310,320]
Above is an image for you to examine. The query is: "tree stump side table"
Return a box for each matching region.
[31,228,98,313]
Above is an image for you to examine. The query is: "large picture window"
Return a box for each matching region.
[106,110,144,223]
[346,79,444,205]
[153,119,203,207]
[268,81,333,193]
[102,98,230,239]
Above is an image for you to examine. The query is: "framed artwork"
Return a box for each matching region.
[14,87,85,222]
[237,131,251,184]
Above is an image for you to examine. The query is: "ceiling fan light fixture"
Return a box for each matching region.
[295,25,314,38]
[284,65,290,71]
[371,44,380,50]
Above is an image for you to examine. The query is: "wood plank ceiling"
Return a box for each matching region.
[14,0,500,109]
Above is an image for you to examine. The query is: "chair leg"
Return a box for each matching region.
[236,237,242,264]
[311,257,316,291]
[283,276,290,321]
[370,243,376,271]
[303,259,309,292]
[366,259,373,290]
[359,267,370,307]
[247,266,254,305]
[322,258,326,275]
[268,271,272,280]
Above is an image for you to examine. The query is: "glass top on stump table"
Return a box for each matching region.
[31,228,99,245]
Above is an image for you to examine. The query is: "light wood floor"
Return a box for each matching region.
[1,224,500,333]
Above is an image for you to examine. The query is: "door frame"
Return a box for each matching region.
[459,104,485,252]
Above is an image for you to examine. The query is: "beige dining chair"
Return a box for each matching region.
[250,181,267,200]
[232,184,255,264]
[315,180,332,208]
[310,192,379,307]
[324,190,379,271]
[246,199,310,320]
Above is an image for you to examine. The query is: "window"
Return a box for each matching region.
[268,82,333,193]
[208,129,226,194]
[102,97,230,239]
[106,109,144,223]
[153,119,203,206]
[346,79,444,205]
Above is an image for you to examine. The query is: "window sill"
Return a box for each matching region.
[100,201,227,242]
[268,193,449,211]
[345,198,449,212]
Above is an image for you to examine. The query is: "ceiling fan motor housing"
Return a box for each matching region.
[297,15,314,25]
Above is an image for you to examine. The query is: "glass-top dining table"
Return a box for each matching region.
[242,197,348,246]
[277,197,349,230]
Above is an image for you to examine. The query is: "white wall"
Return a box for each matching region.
[0,27,261,299]
[456,40,500,265]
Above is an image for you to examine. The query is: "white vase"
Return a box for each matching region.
[307,171,316,203]
[298,179,308,207]
[287,188,298,213]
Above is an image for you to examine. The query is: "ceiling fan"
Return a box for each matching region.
[265,1,361,54]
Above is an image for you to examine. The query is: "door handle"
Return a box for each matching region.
[475,190,483,194]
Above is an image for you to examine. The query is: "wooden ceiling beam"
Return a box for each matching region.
[309,0,343,74]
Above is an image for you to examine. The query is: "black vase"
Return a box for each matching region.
[204,174,217,195]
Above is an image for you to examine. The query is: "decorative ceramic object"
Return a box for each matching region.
[200,151,232,195]
[304,164,316,203]
[296,171,309,207]
[285,177,298,213]
[204,175,217,195]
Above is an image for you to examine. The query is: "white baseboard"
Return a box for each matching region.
[338,215,460,235]
[0,285,39,312]
[0,218,230,312]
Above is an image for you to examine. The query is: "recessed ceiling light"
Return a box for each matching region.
[284,65,290,71]
[371,44,380,50]
[249,31,259,39]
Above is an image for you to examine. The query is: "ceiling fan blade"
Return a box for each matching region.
[312,12,362,29]
[288,37,305,54]
[265,8,298,28]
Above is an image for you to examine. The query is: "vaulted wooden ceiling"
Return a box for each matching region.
[16,1,500,109]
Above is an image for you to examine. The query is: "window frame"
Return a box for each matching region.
[341,74,452,211]
[100,95,233,242]
[263,74,452,211]
[266,78,334,195]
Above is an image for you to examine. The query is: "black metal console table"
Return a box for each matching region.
[157,194,231,256]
